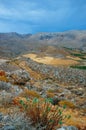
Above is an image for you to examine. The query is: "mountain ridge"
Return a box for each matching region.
[0,30,86,58]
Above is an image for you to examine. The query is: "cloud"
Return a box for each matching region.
[0,0,86,33]
[0,0,72,23]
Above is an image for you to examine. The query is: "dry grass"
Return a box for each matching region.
[63,109,86,130]
[0,70,8,82]
[23,53,78,66]
[59,100,75,108]
[46,91,55,98]
[66,56,81,61]
[0,76,8,82]
[19,89,41,99]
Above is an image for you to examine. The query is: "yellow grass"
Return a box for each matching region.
[66,56,81,61]
[23,53,78,66]
[59,100,75,108]
[63,109,86,130]
[19,88,41,98]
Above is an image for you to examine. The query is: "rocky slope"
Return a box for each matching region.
[0,50,86,129]
[0,31,86,130]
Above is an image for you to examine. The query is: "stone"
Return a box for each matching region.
[0,113,3,121]
[57,126,78,130]
[3,125,15,130]
[75,91,84,96]
[52,96,62,105]
[0,81,12,91]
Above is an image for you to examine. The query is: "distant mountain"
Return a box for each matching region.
[0,30,86,58]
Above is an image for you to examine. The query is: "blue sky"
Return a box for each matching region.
[0,0,86,33]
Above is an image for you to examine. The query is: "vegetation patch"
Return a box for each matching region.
[70,52,86,60]
[23,53,78,66]
[59,100,75,108]
[13,97,71,130]
[70,65,86,70]
[19,89,41,99]
[46,91,55,98]
[63,47,74,50]
[0,70,8,82]
[71,53,85,57]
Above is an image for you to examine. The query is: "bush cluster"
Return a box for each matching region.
[13,97,71,130]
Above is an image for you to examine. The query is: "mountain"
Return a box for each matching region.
[0,30,86,58]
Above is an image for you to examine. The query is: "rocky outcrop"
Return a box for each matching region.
[7,69,30,85]
[24,58,86,87]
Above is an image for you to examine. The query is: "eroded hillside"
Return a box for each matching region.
[0,46,86,130]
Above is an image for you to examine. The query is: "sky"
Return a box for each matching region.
[0,0,86,34]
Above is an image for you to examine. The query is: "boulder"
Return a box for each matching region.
[10,69,30,85]
[2,125,15,130]
[57,126,78,130]
[0,81,12,91]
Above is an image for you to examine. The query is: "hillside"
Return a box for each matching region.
[0,30,86,58]
[0,30,86,130]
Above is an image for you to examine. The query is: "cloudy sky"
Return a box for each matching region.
[0,0,86,33]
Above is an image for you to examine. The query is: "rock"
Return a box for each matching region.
[57,128,64,130]
[71,89,84,96]
[0,81,12,91]
[7,69,30,85]
[0,112,36,130]
[3,115,12,123]
[12,69,30,81]
[26,58,86,87]
[75,90,84,96]
[25,82,32,90]
[52,96,62,105]
[0,113,3,121]
[57,126,78,130]
[12,85,23,95]
[2,125,15,130]
[0,90,13,105]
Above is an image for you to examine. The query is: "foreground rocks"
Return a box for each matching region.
[57,126,78,130]
[7,69,30,85]
[21,58,86,87]
[0,112,79,130]
[0,57,86,130]
[0,81,23,106]
[0,112,35,130]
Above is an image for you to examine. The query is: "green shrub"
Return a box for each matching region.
[70,65,86,70]
[70,53,86,60]
[16,98,71,130]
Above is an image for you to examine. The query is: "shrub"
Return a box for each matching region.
[0,70,6,76]
[70,52,86,60]
[70,65,86,70]
[0,76,8,82]
[0,70,8,82]
[71,53,86,57]
[14,97,71,130]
